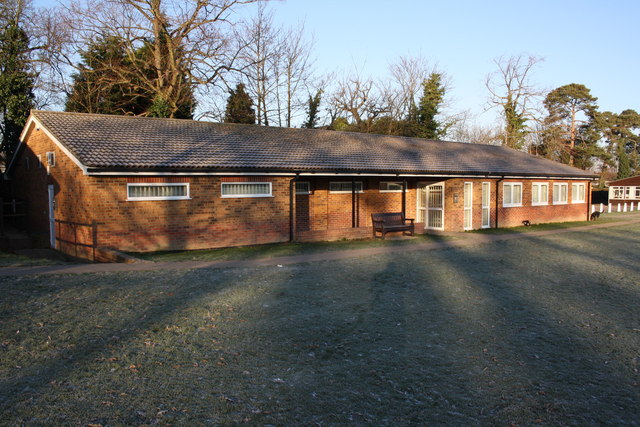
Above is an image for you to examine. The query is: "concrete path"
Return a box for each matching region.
[2,216,640,277]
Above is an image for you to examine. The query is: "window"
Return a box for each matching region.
[531,182,549,206]
[221,182,272,198]
[329,181,364,193]
[612,186,624,199]
[553,183,568,204]
[379,181,404,192]
[295,181,311,195]
[503,183,522,207]
[635,187,640,199]
[463,182,473,230]
[625,187,631,198]
[37,154,42,168]
[46,151,55,167]
[128,183,190,201]
[572,183,586,203]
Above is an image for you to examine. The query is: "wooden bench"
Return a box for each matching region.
[371,212,415,239]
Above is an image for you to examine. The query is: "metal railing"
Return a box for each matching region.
[0,197,28,236]
[54,219,99,261]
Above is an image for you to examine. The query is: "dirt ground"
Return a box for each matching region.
[1,222,639,425]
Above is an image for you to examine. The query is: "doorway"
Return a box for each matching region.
[417,182,444,230]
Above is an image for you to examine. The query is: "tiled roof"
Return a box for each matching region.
[30,110,595,177]
[608,176,640,186]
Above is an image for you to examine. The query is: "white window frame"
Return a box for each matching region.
[571,183,586,204]
[553,183,568,205]
[329,181,364,194]
[463,182,473,230]
[531,182,549,206]
[127,183,190,201]
[221,182,272,198]
[379,181,404,192]
[624,187,631,199]
[635,187,640,199]
[481,182,490,228]
[502,182,523,207]
[46,151,56,167]
[611,186,624,199]
[295,181,311,195]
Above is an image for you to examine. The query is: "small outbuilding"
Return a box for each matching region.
[607,176,640,205]
[5,111,596,259]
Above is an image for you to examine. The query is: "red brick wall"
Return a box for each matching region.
[12,127,292,254]
[11,127,591,257]
[295,178,417,241]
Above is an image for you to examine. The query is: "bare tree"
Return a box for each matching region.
[274,22,314,127]
[237,1,278,125]
[485,54,544,149]
[46,0,259,118]
[237,3,316,128]
[387,55,431,120]
[447,111,502,145]
[330,71,384,129]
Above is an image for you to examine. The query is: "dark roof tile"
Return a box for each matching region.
[32,110,595,177]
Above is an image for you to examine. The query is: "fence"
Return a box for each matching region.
[591,202,640,214]
[0,198,28,236]
[55,219,99,261]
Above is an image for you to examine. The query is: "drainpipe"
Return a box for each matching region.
[586,180,592,220]
[352,176,356,228]
[495,176,504,229]
[402,178,407,216]
[289,175,298,242]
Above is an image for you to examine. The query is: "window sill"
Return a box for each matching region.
[128,197,191,201]
[221,195,273,198]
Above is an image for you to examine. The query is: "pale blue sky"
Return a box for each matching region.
[34,0,639,125]
[265,0,639,124]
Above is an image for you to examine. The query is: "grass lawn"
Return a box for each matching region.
[470,210,634,235]
[1,222,639,425]
[131,232,457,263]
[0,251,69,268]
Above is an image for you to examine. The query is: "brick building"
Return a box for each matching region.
[607,175,640,204]
[5,111,595,259]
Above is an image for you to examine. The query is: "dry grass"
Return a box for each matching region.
[1,222,639,425]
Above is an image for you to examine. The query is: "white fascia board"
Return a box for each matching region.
[86,170,596,179]
[13,115,89,175]
[87,171,298,176]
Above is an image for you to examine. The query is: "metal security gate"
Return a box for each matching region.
[418,182,444,230]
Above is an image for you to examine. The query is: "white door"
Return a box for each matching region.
[48,184,56,248]
[482,182,490,228]
[463,182,473,230]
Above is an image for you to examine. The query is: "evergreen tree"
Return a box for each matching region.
[416,72,446,139]
[543,83,598,166]
[0,16,34,165]
[224,83,256,124]
[65,35,196,118]
[302,89,322,129]
[503,98,528,149]
[617,145,631,179]
[65,36,151,116]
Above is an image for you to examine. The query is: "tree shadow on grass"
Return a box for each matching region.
[0,269,241,424]
[421,233,640,424]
